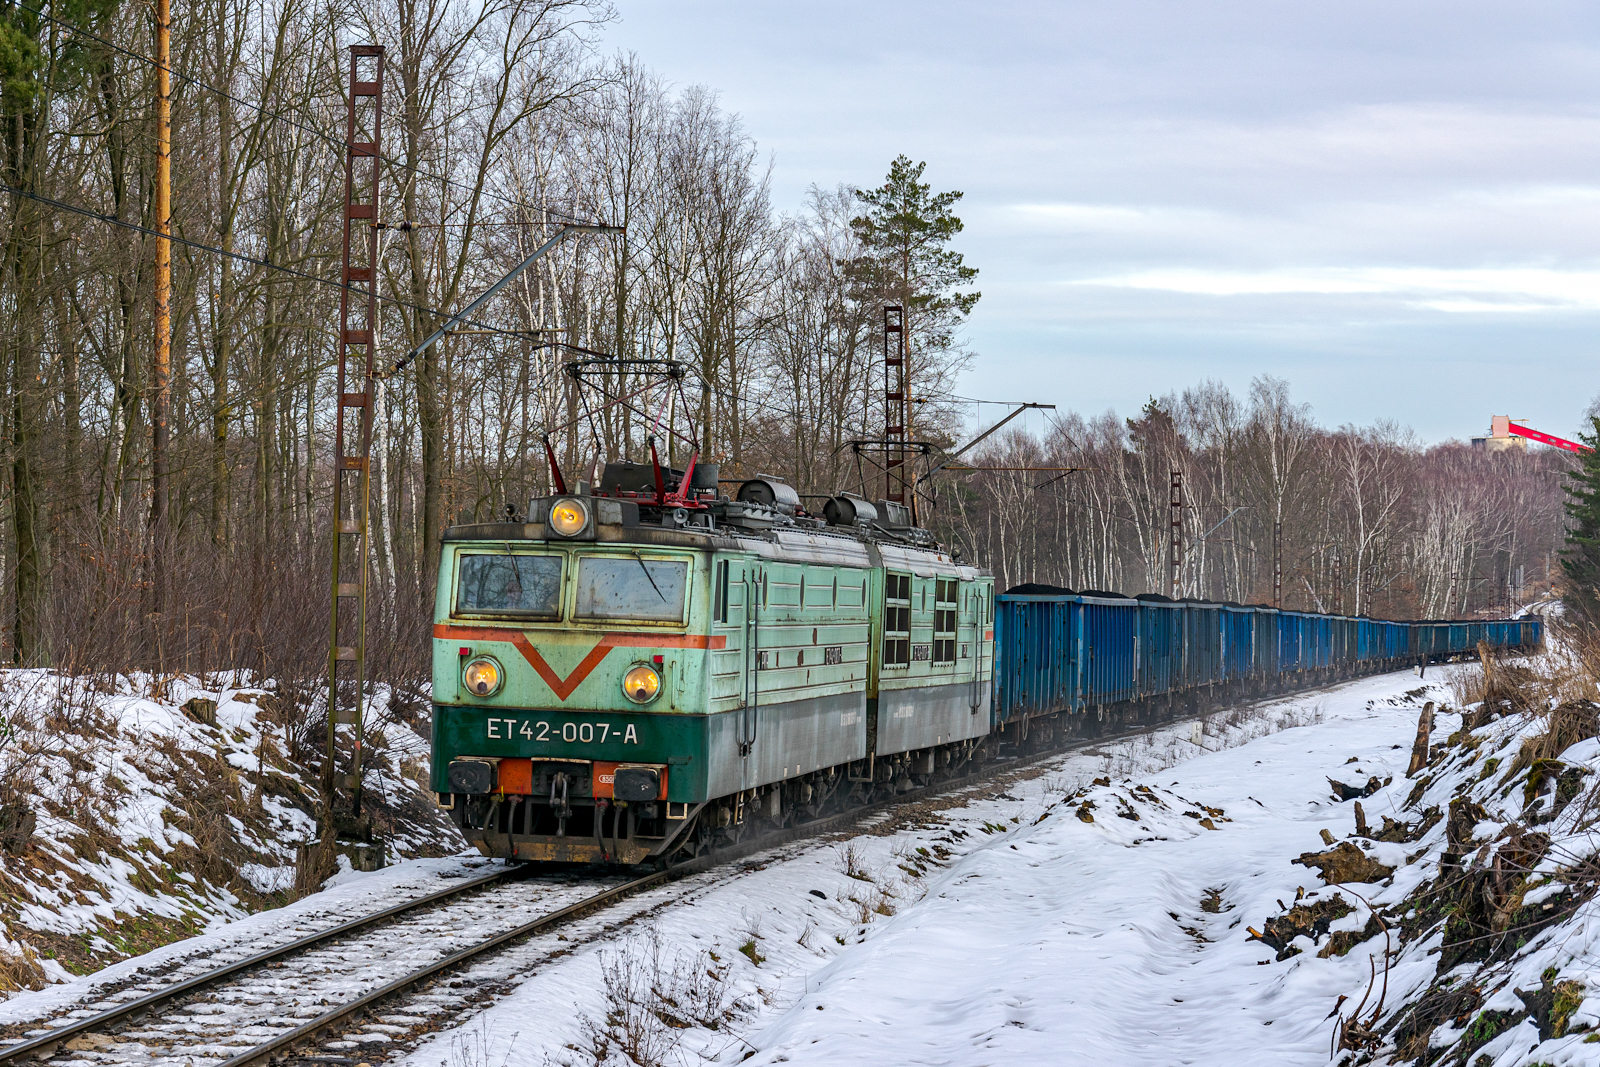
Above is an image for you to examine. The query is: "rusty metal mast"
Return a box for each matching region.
[325,44,384,828]
[1168,470,1183,598]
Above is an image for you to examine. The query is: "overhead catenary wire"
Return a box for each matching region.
[10,0,596,228]
[1,182,550,347]
[689,373,1066,489]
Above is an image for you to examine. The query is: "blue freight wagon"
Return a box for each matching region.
[992,591,1543,737]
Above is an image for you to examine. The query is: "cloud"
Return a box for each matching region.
[603,0,1600,439]
[1076,266,1600,313]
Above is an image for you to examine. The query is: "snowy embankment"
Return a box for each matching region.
[0,671,459,991]
[11,656,1593,1067]
[393,660,1600,1067]
[382,672,1435,1067]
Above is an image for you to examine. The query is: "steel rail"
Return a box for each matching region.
[217,761,1042,1066]
[0,863,529,1064]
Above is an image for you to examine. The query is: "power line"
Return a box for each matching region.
[693,373,1054,452]
[12,0,596,228]
[2,181,545,345]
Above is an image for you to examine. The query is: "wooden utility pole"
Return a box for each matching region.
[151,0,172,617]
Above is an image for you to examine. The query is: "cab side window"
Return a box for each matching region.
[883,572,911,667]
[934,578,958,663]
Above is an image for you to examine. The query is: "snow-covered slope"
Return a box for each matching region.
[16,658,1594,1067]
[0,670,461,992]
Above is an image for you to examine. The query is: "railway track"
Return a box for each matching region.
[0,673,1402,1066]
[0,864,635,1066]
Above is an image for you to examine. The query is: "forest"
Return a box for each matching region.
[0,0,1572,702]
[946,382,1571,616]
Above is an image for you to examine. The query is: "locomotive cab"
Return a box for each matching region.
[432,494,715,863]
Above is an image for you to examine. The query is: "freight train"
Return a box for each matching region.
[431,469,1542,866]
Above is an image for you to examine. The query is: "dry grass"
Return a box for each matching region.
[1040,772,1082,799]
[1551,621,1600,701]
[1444,662,1486,708]
[446,1017,517,1067]
[837,840,872,882]
[1460,627,1600,717]
[578,931,734,1067]
[0,937,48,994]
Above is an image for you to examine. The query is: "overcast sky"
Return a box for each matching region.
[602,1,1600,444]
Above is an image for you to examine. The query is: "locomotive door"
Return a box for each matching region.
[740,566,760,755]
[969,587,984,714]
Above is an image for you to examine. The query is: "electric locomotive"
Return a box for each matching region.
[432,458,994,865]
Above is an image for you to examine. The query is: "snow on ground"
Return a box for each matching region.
[0,854,496,1026]
[0,669,461,991]
[19,659,1588,1067]
[386,670,1447,1067]
[732,693,1410,1067]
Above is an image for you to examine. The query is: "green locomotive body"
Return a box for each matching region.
[432,484,994,864]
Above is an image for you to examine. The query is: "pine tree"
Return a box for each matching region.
[850,154,980,358]
[1560,417,1600,626]
[1127,397,1180,455]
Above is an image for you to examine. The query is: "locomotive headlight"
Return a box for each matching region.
[622,664,661,704]
[462,656,503,697]
[548,498,589,537]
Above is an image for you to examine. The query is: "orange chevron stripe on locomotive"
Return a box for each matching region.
[434,624,727,701]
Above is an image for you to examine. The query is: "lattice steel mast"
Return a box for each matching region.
[883,305,913,521]
[325,45,384,830]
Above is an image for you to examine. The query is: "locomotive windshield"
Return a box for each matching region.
[456,553,563,616]
[574,555,689,622]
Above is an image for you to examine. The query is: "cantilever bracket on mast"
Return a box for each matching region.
[380,222,623,378]
[917,401,1057,485]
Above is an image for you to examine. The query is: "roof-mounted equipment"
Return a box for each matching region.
[875,499,913,529]
[737,476,801,513]
[823,495,878,528]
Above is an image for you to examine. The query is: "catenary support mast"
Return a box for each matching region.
[325,45,384,832]
[1168,470,1183,598]
[883,305,913,521]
